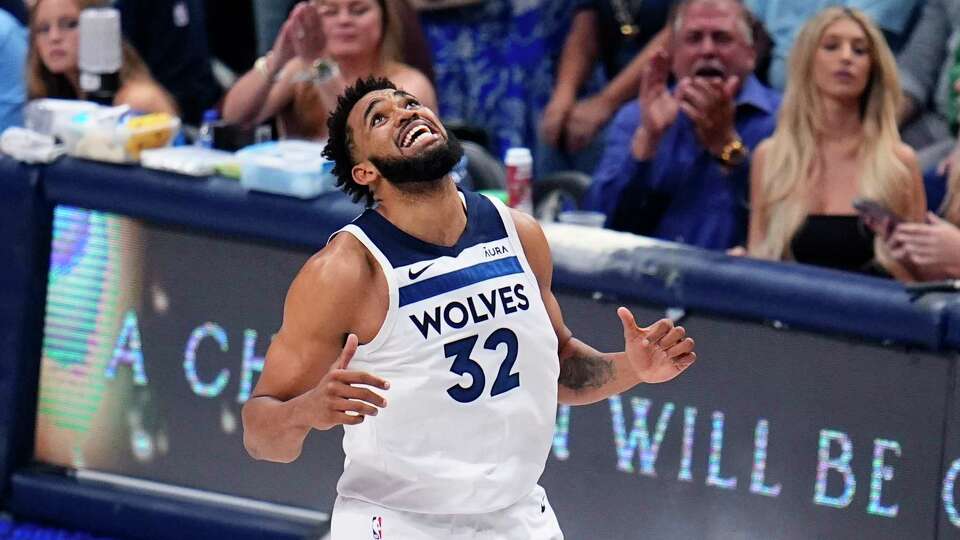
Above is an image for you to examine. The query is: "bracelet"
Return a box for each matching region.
[288,58,340,85]
[254,53,275,82]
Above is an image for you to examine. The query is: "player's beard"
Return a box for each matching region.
[369,131,464,195]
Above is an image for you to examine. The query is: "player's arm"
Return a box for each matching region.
[511,210,696,406]
[241,238,389,463]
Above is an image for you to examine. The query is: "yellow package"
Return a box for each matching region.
[124,113,177,159]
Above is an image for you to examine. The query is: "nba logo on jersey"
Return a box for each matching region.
[371,516,384,539]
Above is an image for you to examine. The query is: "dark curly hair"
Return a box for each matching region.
[323,77,398,207]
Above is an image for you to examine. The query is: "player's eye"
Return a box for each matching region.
[371,113,385,127]
[405,100,420,110]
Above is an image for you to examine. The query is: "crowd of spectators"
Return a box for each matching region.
[2,0,960,282]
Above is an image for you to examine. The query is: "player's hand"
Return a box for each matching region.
[618,307,695,384]
[301,334,389,431]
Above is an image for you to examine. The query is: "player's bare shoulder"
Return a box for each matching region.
[283,231,388,343]
[297,232,379,300]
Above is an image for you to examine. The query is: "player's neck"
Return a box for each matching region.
[376,179,467,247]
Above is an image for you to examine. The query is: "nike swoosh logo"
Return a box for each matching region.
[408,263,434,280]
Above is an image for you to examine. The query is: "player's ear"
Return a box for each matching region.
[352,161,381,187]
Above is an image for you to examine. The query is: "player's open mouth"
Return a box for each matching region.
[397,119,439,149]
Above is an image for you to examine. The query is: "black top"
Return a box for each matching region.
[790,215,878,274]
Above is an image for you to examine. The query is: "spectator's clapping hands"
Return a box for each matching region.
[676,75,739,157]
[889,212,960,277]
[274,2,326,67]
[632,49,678,159]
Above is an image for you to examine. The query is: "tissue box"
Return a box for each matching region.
[24,99,100,137]
[237,140,336,198]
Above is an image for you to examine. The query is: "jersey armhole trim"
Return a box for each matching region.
[484,196,538,282]
[482,195,552,312]
[332,225,399,355]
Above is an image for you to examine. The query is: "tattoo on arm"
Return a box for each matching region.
[558,352,614,390]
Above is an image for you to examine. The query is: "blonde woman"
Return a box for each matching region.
[746,7,925,280]
[222,0,436,140]
[27,0,177,114]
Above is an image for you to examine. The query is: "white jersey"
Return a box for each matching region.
[332,190,559,515]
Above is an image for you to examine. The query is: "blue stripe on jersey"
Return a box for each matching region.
[352,189,507,269]
[398,256,523,307]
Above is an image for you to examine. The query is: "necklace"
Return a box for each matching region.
[610,0,642,37]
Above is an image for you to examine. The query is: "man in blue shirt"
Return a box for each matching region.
[0,8,26,132]
[584,0,780,250]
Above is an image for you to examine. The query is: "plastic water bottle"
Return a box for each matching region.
[504,147,534,215]
[197,109,218,148]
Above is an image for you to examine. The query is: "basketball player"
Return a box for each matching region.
[241,77,696,538]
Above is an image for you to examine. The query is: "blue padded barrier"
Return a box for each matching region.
[36,156,950,352]
[30,156,955,353]
[941,300,960,350]
[8,470,324,540]
[545,224,949,349]
[0,158,51,500]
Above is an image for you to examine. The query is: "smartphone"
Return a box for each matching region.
[852,197,902,236]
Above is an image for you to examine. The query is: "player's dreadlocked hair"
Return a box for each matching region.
[323,77,398,207]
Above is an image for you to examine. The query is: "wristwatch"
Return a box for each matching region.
[715,137,749,167]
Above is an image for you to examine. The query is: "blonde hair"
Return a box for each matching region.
[752,7,919,264]
[27,0,155,100]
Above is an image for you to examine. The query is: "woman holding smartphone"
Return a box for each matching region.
[745,7,925,280]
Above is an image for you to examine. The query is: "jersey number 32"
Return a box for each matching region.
[445,328,520,403]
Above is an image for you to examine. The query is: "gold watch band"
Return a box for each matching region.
[717,138,749,167]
